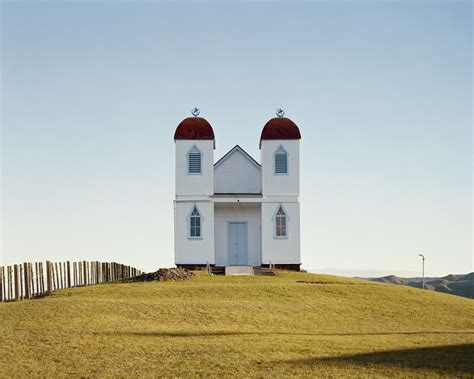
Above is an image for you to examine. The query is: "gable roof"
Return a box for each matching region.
[214,145,261,170]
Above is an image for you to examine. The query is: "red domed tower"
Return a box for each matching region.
[174,108,216,268]
[260,109,301,271]
[174,108,215,197]
[259,115,301,148]
[174,115,215,147]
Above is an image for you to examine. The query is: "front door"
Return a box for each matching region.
[228,222,247,266]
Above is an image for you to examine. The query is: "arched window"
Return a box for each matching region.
[274,146,288,175]
[188,145,202,174]
[189,206,201,238]
[275,206,287,237]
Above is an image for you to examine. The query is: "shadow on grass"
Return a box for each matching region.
[112,330,474,338]
[279,344,474,375]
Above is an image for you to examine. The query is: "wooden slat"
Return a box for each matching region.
[67,261,71,288]
[23,263,29,299]
[29,263,33,297]
[46,261,52,293]
[14,265,19,301]
[0,266,3,302]
[82,261,86,286]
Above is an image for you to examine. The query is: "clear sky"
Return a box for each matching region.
[1,1,472,277]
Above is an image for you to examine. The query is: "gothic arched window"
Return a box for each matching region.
[189,206,202,238]
[275,206,287,237]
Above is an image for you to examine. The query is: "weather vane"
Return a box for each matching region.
[192,107,200,117]
[276,108,285,117]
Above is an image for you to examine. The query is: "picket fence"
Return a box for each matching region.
[0,261,143,302]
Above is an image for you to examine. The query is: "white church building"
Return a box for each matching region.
[174,110,301,271]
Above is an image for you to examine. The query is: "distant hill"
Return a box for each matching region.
[368,273,473,299]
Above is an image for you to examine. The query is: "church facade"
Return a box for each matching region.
[173,111,301,270]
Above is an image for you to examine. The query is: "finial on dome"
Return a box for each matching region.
[276,108,285,118]
[191,107,200,117]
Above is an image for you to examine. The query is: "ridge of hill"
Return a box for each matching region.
[368,272,474,299]
[1,270,473,377]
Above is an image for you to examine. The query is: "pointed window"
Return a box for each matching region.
[275,206,287,237]
[274,146,288,174]
[188,146,202,174]
[189,206,201,238]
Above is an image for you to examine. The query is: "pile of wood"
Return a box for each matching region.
[133,267,194,282]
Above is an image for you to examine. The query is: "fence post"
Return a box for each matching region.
[52,261,56,292]
[29,263,34,297]
[23,263,29,299]
[49,261,54,292]
[35,262,41,295]
[59,262,62,289]
[66,261,71,288]
[14,265,19,301]
[38,262,43,295]
[81,261,86,286]
[73,262,76,287]
[0,266,3,302]
[54,262,57,291]
[28,263,32,296]
[62,262,65,288]
[46,261,50,293]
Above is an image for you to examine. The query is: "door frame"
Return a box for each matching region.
[227,221,248,266]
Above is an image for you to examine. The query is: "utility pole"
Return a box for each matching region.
[418,254,425,290]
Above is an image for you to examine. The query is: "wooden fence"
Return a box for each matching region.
[0,261,143,302]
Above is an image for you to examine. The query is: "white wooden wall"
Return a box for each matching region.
[214,148,261,194]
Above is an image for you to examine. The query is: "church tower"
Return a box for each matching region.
[259,110,301,269]
[174,109,215,266]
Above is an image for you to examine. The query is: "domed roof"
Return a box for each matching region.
[260,117,301,148]
[174,117,215,140]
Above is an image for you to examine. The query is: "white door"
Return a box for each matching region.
[228,222,247,265]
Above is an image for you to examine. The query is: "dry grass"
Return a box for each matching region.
[1,270,473,377]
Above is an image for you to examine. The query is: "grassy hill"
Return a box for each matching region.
[1,270,473,377]
[369,273,474,299]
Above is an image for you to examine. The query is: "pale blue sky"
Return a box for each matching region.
[1,1,472,276]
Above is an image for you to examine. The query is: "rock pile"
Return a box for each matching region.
[133,267,194,282]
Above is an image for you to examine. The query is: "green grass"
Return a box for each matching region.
[1,270,473,377]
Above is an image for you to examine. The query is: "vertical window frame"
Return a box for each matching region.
[273,204,289,239]
[188,204,203,239]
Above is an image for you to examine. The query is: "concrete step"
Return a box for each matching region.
[225,266,254,276]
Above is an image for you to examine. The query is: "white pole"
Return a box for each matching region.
[418,254,425,290]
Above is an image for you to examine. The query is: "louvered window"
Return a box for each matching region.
[188,146,202,174]
[190,206,201,238]
[274,146,288,174]
[275,206,287,237]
